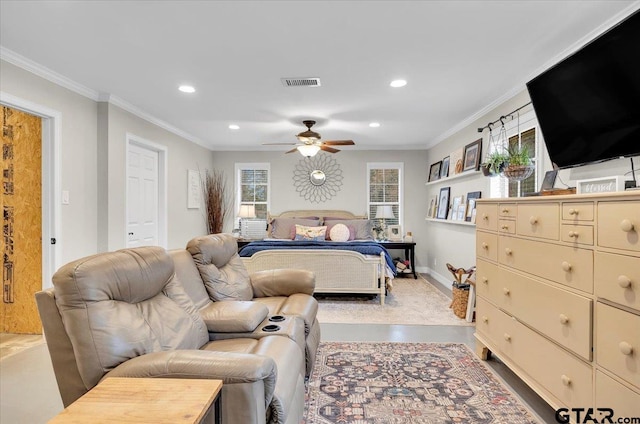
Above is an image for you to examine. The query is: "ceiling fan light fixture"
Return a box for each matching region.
[297,145,320,157]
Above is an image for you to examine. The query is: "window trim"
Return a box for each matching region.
[366,162,404,227]
[234,162,270,219]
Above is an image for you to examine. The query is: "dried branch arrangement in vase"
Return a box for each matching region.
[201,169,231,234]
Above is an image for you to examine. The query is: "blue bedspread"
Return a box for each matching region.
[239,240,396,274]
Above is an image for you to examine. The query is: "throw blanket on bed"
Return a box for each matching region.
[239,240,396,274]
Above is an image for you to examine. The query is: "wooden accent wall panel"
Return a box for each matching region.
[1,106,42,334]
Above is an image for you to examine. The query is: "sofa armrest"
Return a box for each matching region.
[103,349,276,390]
[250,269,315,297]
[200,301,269,333]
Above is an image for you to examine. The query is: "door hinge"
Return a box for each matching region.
[50,238,56,245]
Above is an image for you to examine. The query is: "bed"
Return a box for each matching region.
[239,210,395,305]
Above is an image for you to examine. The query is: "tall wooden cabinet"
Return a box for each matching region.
[475,192,640,416]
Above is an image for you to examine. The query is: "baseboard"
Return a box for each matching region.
[424,267,452,294]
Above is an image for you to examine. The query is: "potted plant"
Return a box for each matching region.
[481,151,509,177]
[503,144,534,180]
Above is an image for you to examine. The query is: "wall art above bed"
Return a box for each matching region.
[292,153,343,203]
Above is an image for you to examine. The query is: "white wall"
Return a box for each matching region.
[210,150,431,269]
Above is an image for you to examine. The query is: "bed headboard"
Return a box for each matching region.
[268,210,367,221]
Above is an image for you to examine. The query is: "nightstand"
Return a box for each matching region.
[377,241,417,279]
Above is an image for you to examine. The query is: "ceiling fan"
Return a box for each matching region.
[263,120,355,157]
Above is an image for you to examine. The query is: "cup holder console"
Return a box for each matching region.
[269,315,285,322]
[262,324,280,332]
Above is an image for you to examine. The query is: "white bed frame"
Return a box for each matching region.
[241,210,387,305]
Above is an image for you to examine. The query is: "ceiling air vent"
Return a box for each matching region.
[281,77,321,87]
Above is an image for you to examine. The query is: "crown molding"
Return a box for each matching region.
[429,1,640,149]
[1,47,100,101]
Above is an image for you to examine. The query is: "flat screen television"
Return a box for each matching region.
[526,10,640,169]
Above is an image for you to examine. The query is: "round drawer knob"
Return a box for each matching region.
[505,248,513,256]
[619,342,634,356]
[620,219,635,232]
[617,275,632,289]
[482,213,489,220]
[482,277,489,284]
[561,375,571,386]
[482,242,489,250]
[503,288,510,296]
[559,314,569,325]
[502,208,509,214]
[568,231,579,238]
[569,208,579,216]
[529,216,538,225]
[503,333,511,342]
[482,316,488,323]
[562,261,572,272]
[501,225,509,230]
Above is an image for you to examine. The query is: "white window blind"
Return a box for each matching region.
[367,162,403,226]
[235,163,269,237]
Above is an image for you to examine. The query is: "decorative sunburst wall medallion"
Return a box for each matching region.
[292,153,343,203]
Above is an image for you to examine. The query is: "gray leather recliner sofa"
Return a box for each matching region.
[36,244,315,424]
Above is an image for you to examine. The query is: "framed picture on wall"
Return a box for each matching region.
[440,156,450,179]
[463,139,482,172]
[465,191,481,222]
[187,169,201,209]
[429,161,442,182]
[436,187,450,219]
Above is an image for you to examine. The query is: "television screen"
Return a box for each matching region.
[526,10,640,169]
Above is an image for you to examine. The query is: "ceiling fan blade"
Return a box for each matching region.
[263,142,297,146]
[320,145,340,153]
[322,140,355,146]
[285,148,299,154]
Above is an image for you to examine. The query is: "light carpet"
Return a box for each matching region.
[315,276,473,326]
[304,341,541,424]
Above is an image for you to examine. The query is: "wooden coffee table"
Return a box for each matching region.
[49,377,223,424]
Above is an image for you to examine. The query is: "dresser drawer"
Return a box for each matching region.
[517,203,560,240]
[498,236,594,293]
[475,297,517,358]
[562,202,594,222]
[477,231,498,262]
[475,259,500,303]
[595,370,640,417]
[476,203,498,232]
[598,202,640,252]
[595,252,640,312]
[498,219,516,234]
[499,203,517,218]
[513,318,593,409]
[499,267,592,361]
[596,302,640,389]
[561,224,594,246]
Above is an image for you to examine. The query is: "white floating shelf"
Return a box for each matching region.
[425,170,482,186]
[424,218,476,227]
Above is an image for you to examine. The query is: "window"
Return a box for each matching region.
[367,163,403,226]
[489,112,541,198]
[235,163,269,238]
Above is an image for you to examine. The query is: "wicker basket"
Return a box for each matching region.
[502,164,534,181]
[450,286,470,319]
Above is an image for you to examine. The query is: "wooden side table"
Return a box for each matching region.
[49,377,223,424]
[377,241,417,279]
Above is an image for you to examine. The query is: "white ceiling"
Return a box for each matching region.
[1,1,638,152]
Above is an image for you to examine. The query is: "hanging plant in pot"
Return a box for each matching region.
[503,144,534,181]
[481,151,509,177]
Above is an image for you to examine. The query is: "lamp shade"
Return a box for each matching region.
[374,205,395,219]
[297,145,320,157]
[238,204,256,218]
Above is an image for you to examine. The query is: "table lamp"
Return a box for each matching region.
[238,204,256,238]
[374,205,395,241]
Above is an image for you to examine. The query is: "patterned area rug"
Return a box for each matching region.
[315,276,473,326]
[305,342,541,424]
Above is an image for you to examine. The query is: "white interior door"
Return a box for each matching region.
[127,143,159,247]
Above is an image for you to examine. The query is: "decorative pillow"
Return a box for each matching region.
[324,219,373,240]
[270,218,321,239]
[329,223,351,242]
[294,224,327,241]
[325,223,356,240]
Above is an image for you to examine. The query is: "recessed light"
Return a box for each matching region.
[178,85,196,93]
[228,124,240,130]
[369,122,381,128]
[390,79,407,88]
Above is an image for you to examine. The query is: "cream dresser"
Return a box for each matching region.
[475,191,640,416]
